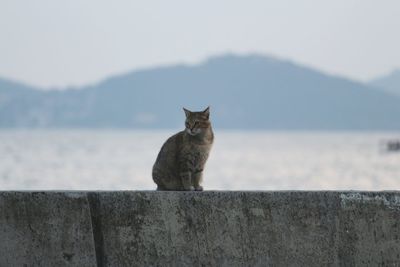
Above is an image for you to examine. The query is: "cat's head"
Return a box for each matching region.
[183,107,211,136]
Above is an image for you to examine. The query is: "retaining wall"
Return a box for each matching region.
[1,191,400,266]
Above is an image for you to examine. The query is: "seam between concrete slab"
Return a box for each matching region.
[87,193,105,267]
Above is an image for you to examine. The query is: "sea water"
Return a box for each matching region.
[0,130,399,190]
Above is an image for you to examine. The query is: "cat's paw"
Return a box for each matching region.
[195,185,203,191]
[184,186,195,191]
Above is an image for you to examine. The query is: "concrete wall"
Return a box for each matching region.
[1,191,400,266]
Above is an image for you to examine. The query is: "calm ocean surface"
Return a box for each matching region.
[0,130,399,190]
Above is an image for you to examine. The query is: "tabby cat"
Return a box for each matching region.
[152,107,214,191]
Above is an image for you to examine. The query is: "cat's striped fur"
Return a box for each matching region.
[152,107,214,191]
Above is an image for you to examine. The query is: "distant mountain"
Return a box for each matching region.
[1,54,400,129]
[369,69,400,96]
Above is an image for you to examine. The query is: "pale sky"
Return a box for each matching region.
[1,0,399,88]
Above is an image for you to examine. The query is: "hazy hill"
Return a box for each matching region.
[369,69,400,96]
[1,54,400,130]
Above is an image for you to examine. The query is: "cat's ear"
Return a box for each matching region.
[202,106,210,119]
[183,107,191,118]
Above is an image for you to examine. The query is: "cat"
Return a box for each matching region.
[152,107,214,191]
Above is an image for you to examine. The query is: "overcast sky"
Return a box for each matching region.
[1,0,399,88]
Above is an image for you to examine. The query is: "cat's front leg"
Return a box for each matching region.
[192,170,203,191]
[179,171,195,191]
[179,156,195,191]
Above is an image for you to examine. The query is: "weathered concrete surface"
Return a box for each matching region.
[1,191,400,266]
[0,191,96,267]
[91,191,400,267]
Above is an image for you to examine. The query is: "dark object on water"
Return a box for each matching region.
[387,140,400,152]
